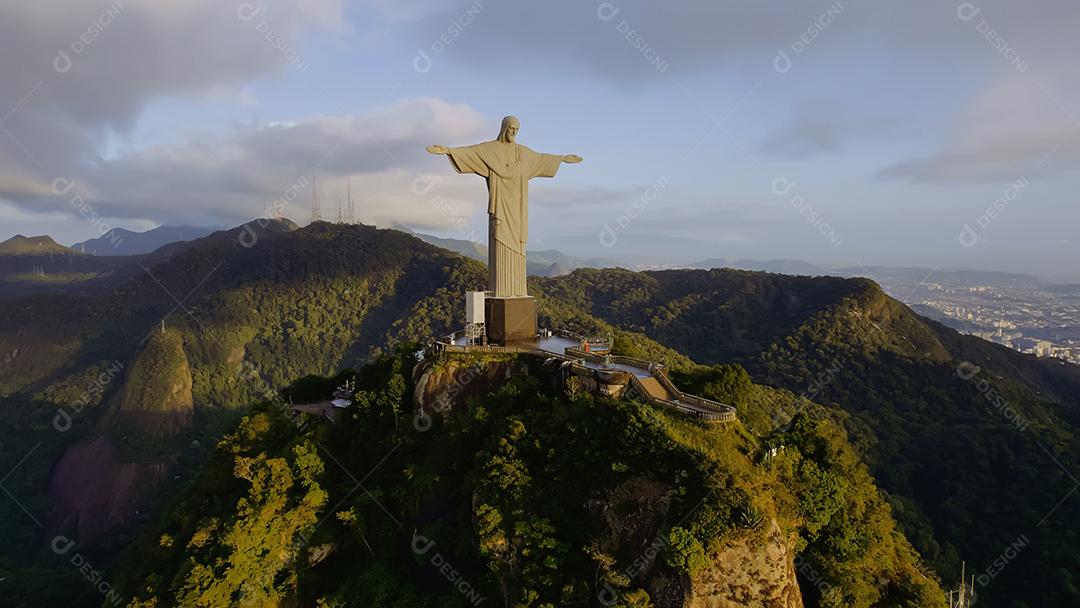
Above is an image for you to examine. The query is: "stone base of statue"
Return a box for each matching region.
[485,296,537,345]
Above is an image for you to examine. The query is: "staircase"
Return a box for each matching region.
[637,376,677,402]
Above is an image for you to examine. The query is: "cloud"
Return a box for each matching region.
[880,72,1080,181]
[31,97,490,227]
[0,2,497,233]
[403,0,802,83]
[760,117,846,158]
[0,0,345,130]
[0,0,347,218]
[399,0,1080,85]
[2,0,1079,277]
[758,102,889,159]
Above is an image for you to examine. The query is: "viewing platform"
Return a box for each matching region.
[430,328,737,422]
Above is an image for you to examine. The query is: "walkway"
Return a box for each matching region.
[447,330,736,422]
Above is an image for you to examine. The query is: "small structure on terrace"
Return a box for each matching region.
[425,294,737,422]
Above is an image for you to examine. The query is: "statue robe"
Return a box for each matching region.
[446,141,562,297]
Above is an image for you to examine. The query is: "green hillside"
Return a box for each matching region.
[0,220,491,601]
[0,224,1073,606]
[112,351,943,608]
[534,268,1080,607]
[0,234,71,256]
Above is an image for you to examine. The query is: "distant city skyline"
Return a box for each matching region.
[2,1,1078,279]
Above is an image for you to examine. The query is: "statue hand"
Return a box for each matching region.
[427,145,450,155]
[562,154,583,164]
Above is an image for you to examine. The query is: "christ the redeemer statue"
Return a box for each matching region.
[427,116,582,298]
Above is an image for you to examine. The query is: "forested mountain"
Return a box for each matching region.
[0,220,488,605]
[0,222,1073,606]
[111,351,943,608]
[0,235,125,297]
[0,234,72,256]
[533,268,1080,607]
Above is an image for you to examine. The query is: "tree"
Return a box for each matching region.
[701,363,752,405]
[664,527,707,577]
[173,443,327,607]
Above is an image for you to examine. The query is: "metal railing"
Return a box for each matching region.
[563,347,658,371]
[626,375,733,421]
[654,370,681,397]
[431,328,737,423]
[563,342,736,422]
[440,342,562,358]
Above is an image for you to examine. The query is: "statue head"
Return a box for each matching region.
[496,116,520,143]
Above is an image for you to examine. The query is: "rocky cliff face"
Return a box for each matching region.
[682,520,803,608]
[585,476,804,608]
[45,437,174,542]
[47,329,194,543]
[413,354,562,418]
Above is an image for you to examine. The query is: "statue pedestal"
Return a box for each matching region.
[485,296,537,345]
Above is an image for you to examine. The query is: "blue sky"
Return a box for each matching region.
[1,0,1078,278]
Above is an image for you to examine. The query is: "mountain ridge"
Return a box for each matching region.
[0,234,71,256]
[0,221,1073,606]
[71,225,218,257]
[534,266,1080,607]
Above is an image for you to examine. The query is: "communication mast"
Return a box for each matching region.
[346,177,354,224]
[309,176,322,223]
[947,562,975,607]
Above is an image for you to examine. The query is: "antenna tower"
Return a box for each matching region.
[947,562,975,607]
[310,176,322,223]
[346,177,354,223]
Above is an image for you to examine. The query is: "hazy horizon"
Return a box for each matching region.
[10,217,1077,284]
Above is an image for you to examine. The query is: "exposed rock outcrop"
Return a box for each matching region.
[47,329,194,543]
[587,476,803,608]
[413,355,543,417]
[683,520,803,608]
